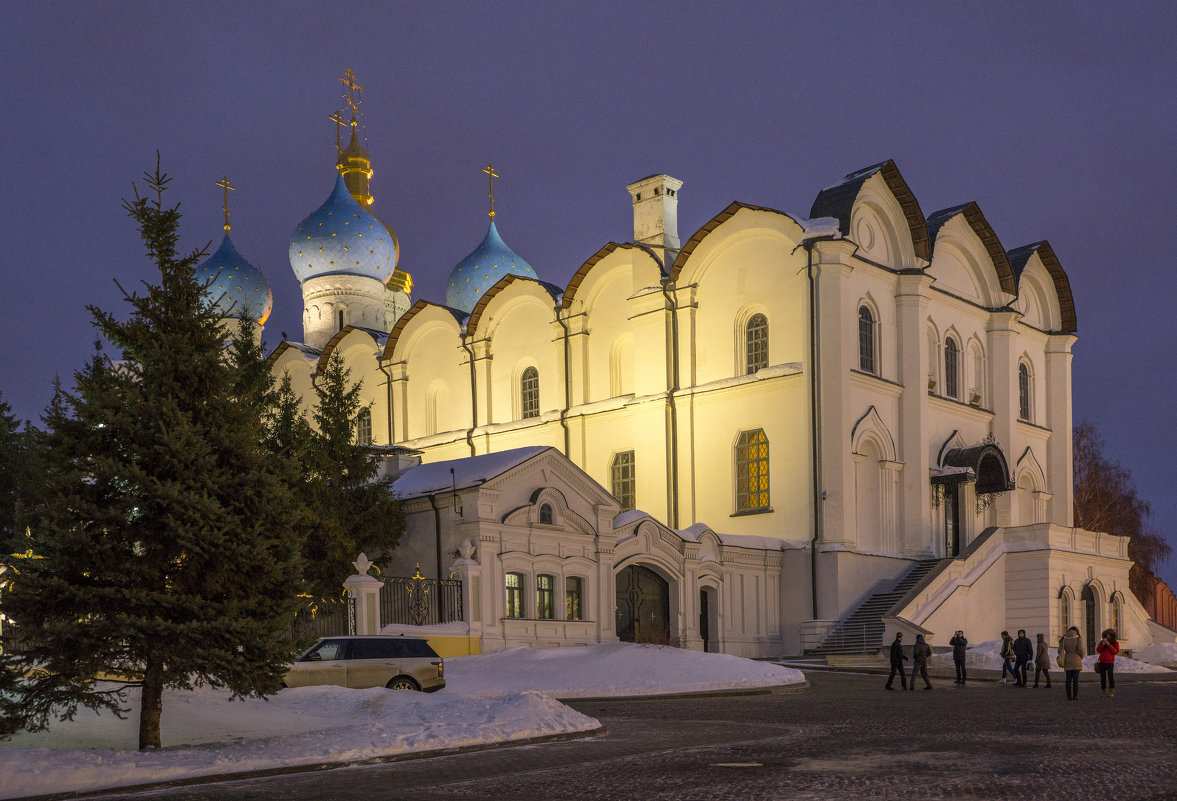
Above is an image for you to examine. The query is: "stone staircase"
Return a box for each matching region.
[808,559,943,655]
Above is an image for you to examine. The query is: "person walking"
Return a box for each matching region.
[1096,628,1120,697]
[1032,633,1052,688]
[949,629,968,684]
[909,633,933,690]
[1012,629,1033,687]
[999,631,1016,684]
[1059,625,1084,700]
[885,632,908,690]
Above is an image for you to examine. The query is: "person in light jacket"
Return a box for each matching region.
[909,633,933,690]
[1032,633,1052,688]
[1096,628,1120,697]
[949,630,968,685]
[1059,626,1084,700]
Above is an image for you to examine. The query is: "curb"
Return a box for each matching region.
[560,680,809,703]
[772,660,1177,683]
[13,725,608,801]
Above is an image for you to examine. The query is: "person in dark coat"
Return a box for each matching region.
[909,633,933,690]
[1032,633,1052,688]
[949,630,968,684]
[1012,629,1033,687]
[884,632,908,690]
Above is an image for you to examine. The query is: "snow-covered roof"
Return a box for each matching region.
[391,446,551,499]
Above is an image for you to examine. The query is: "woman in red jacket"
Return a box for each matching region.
[1096,628,1120,697]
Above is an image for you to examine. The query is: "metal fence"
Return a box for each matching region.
[379,572,463,627]
[291,597,355,643]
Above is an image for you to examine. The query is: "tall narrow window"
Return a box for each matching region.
[611,451,636,511]
[858,306,875,374]
[520,366,540,419]
[337,310,345,332]
[536,574,555,620]
[566,577,583,621]
[745,314,768,374]
[1018,363,1031,421]
[355,408,372,446]
[944,338,960,399]
[539,503,553,525]
[505,572,524,619]
[735,429,770,513]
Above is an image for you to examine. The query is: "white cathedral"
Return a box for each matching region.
[207,83,1172,658]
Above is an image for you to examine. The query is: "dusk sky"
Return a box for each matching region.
[4,2,1176,588]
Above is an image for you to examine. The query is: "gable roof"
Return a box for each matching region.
[809,160,930,261]
[668,201,796,281]
[1006,240,1077,333]
[926,202,1016,296]
[391,446,552,499]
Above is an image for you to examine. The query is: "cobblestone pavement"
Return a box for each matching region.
[82,672,1177,801]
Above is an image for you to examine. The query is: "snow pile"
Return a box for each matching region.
[0,685,597,799]
[0,642,803,798]
[929,639,1172,673]
[447,642,804,698]
[1133,641,1177,668]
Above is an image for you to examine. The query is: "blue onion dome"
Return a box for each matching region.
[194,233,273,324]
[289,174,399,284]
[445,221,537,313]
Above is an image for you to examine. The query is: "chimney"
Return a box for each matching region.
[626,174,682,267]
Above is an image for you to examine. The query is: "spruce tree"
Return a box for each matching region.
[0,162,303,749]
[300,352,403,598]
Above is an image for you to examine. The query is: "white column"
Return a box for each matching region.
[343,553,384,635]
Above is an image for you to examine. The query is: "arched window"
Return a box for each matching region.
[944,338,960,399]
[354,408,373,446]
[1059,586,1073,638]
[539,503,553,525]
[611,451,636,511]
[735,429,770,513]
[858,306,876,374]
[1111,591,1123,634]
[745,314,768,375]
[520,367,540,419]
[1018,362,1032,421]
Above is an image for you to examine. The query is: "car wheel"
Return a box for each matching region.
[386,676,421,691]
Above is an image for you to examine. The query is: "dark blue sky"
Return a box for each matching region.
[4,1,1176,588]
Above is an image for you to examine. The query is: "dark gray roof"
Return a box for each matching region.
[809,160,929,261]
[1006,241,1077,333]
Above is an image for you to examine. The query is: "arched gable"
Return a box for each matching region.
[266,341,317,415]
[467,274,560,340]
[315,325,383,375]
[1007,241,1077,333]
[851,406,897,462]
[809,159,930,263]
[847,171,922,269]
[1016,446,1047,491]
[926,203,1016,305]
[501,486,596,535]
[668,202,805,284]
[561,243,662,312]
[383,300,465,362]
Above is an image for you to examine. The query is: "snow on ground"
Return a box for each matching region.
[1132,641,1177,668]
[448,642,805,698]
[0,643,802,799]
[929,639,1174,673]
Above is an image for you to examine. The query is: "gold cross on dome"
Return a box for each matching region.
[339,67,364,122]
[216,176,236,232]
[329,111,346,153]
[483,163,499,218]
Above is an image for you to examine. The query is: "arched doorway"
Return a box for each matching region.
[1082,584,1097,655]
[615,564,670,644]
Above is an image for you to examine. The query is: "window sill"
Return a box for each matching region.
[731,507,773,518]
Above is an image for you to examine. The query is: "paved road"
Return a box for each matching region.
[82,672,1177,801]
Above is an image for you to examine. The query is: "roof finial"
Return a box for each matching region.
[483,163,499,219]
[216,175,236,232]
[339,67,364,126]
